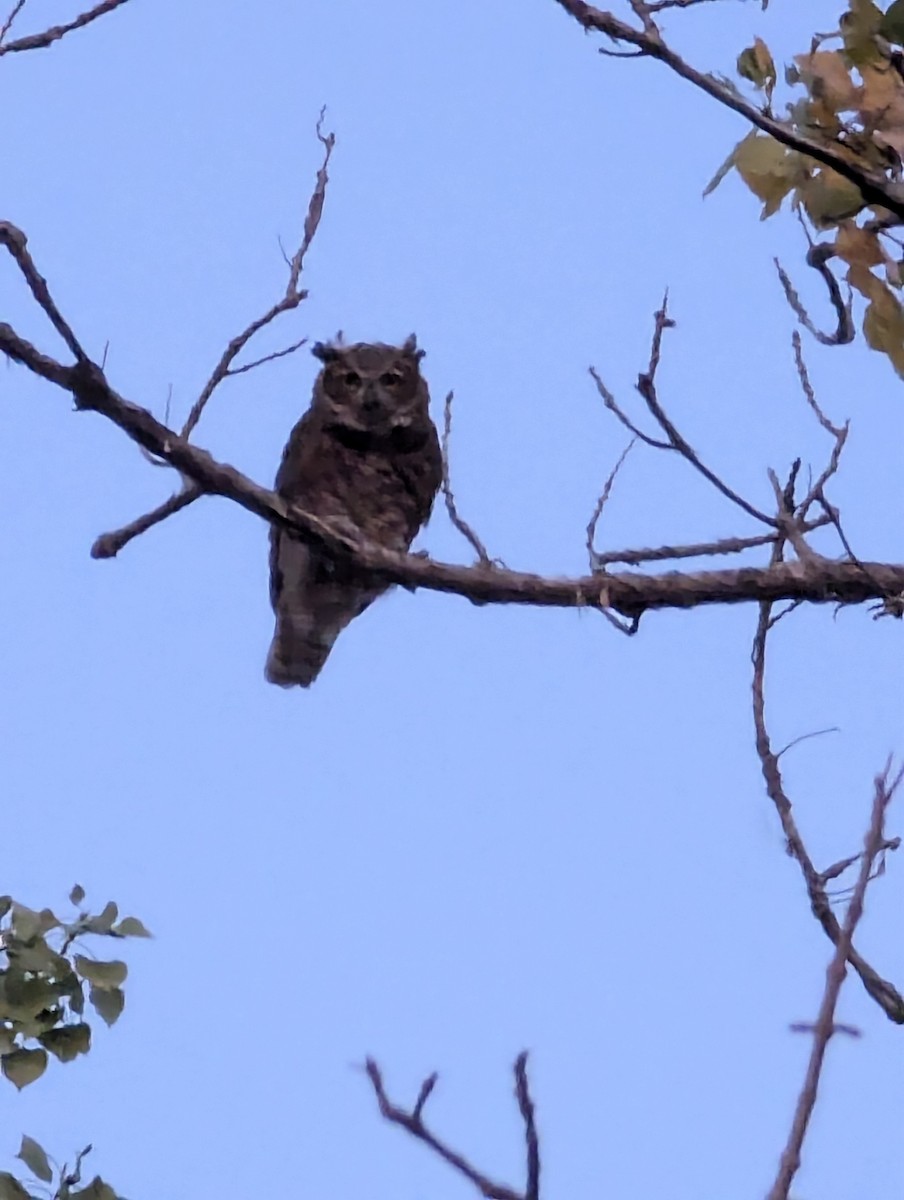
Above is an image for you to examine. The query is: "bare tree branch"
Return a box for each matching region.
[0,0,131,56]
[180,109,334,441]
[586,438,635,568]
[0,0,27,44]
[3,302,904,617]
[593,296,778,526]
[85,113,334,554]
[775,245,855,348]
[365,1055,540,1200]
[441,390,493,565]
[767,762,903,1200]
[751,528,904,1023]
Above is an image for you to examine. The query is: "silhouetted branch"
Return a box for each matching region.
[85,113,333,555]
[181,109,334,441]
[767,762,903,1200]
[0,0,131,55]
[592,296,777,527]
[442,390,493,565]
[365,1054,540,1200]
[90,486,204,560]
[751,521,904,1023]
[775,246,855,348]
[586,438,635,568]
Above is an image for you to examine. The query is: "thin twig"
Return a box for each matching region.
[586,439,635,567]
[592,518,831,569]
[180,111,334,442]
[441,390,492,565]
[0,0,131,56]
[89,114,334,554]
[514,1052,540,1200]
[551,0,904,221]
[751,533,904,1023]
[364,1058,524,1200]
[767,762,903,1200]
[90,486,203,559]
[0,0,27,44]
[0,223,87,361]
[774,248,855,348]
[225,337,308,378]
[635,298,776,526]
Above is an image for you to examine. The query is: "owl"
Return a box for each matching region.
[265,335,443,687]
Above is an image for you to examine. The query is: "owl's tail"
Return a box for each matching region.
[264,615,336,688]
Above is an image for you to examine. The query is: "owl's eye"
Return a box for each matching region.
[379,371,404,387]
[342,370,361,388]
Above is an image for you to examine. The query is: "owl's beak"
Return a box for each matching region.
[361,384,382,416]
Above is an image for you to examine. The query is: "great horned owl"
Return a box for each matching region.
[265,335,442,687]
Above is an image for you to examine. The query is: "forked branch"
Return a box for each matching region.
[365,1053,540,1200]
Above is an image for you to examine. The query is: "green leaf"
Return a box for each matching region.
[113,917,151,939]
[83,903,118,935]
[89,986,124,1028]
[737,38,776,97]
[0,1172,33,1200]
[74,958,127,991]
[2,1048,48,1090]
[10,907,42,943]
[0,896,12,921]
[70,1177,117,1200]
[3,972,60,1021]
[16,1136,52,1184]
[69,884,86,907]
[879,0,904,43]
[39,1023,91,1063]
[842,0,885,64]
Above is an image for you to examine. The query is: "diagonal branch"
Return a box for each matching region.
[550,0,904,221]
[767,762,903,1200]
[0,0,131,56]
[365,1054,540,1200]
[86,112,334,556]
[751,527,904,1024]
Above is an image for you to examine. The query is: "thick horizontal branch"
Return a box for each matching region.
[3,327,904,617]
[551,0,904,221]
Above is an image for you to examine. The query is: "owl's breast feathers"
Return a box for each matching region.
[274,410,442,547]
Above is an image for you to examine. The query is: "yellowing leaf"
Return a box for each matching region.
[863,279,904,375]
[738,38,776,98]
[798,169,865,227]
[793,51,859,111]
[835,222,884,267]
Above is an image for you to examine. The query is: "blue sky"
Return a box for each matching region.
[1,1,902,1197]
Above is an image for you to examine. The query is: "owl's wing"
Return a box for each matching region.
[266,412,383,687]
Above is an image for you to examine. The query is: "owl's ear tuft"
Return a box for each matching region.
[402,333,425,362]
[312,341,340,363]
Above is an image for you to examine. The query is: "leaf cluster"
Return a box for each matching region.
[708,0,904,376]
[0,1136,122,1200]
[0,888,150,1091]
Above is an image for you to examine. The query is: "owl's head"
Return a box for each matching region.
[311,335,429,436]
